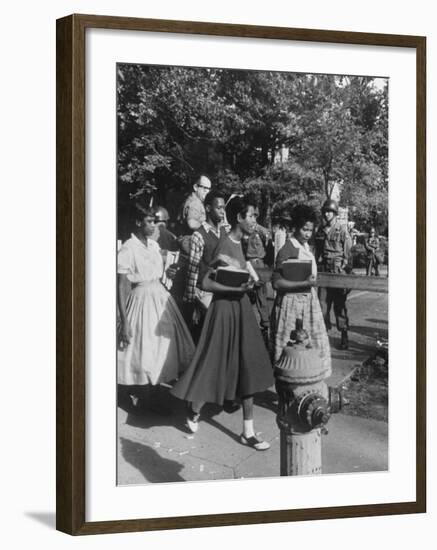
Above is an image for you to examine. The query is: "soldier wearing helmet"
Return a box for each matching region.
[151,206,179,252]
[315,199,352,350]
[322,199,338,214]
[155,206,170,223]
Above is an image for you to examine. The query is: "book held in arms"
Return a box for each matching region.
[161,250,179,291]
[215,266,250,287]
[281,259,313,282]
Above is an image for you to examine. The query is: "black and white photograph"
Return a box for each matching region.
[115,63,389,485]
[1,0,433,543]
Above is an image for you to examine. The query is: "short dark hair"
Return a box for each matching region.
[292,204,317,231]
[133,202,155,223]
[226,195,255,228]
[193,174,210,187]
[204,190,225,209]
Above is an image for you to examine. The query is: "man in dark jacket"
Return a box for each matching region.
[243,207,272,347]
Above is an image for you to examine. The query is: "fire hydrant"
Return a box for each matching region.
[274,326,343,476]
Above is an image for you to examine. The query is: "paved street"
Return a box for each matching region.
[117,290,388,485]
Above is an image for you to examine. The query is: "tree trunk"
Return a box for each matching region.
[261,143,269,166]
[324,171,331,199]
[265,190,272,227]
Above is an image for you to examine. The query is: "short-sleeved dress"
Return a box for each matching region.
[271,238,331,377]
[117,234,195,386]
[171,235,274,404]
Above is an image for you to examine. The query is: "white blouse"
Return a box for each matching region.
[117,234,163,283]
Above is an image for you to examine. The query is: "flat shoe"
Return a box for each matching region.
[186,412,200,433]
[223,400,241,414]
[240,434,270,451]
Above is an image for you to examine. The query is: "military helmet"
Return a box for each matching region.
[321,199,339,214]
[155,206,170,222]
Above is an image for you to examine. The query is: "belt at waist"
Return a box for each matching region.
[279,288,311,295]
[131,279,162,288]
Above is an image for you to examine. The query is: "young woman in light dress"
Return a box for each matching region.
[117,204,195,410]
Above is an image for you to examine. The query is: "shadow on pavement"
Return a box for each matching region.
[329,335,377,358]
[348,324,388,340]
[253,389,278,414]
[200,411,243,444]
[119,437,185,483]
[120,385,246,437]
[119,384,188,430]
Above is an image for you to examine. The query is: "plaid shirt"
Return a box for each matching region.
[183,222,222,303]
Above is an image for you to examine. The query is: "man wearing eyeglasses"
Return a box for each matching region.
[172,175,212,323]
[182,175,212,231]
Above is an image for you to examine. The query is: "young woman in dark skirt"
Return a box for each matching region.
[171,196,274,450]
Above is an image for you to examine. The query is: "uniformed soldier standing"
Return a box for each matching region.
[243,208,272,347]
[364,227,381,276]
[315,199,352,350]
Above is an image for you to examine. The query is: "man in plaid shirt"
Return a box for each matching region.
[183,191,226,341]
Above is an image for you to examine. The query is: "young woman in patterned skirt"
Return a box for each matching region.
[271,204,331,377]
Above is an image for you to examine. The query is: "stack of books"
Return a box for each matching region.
[215,266,250,287]
[281,259,312,282]
[161,250,180,290]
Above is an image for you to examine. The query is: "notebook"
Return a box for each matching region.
[161,250,180,290]
[215,266,250,287]
[281,259,313,282]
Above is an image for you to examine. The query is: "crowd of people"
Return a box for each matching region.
[117,174,375,451]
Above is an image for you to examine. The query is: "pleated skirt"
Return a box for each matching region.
[118,281,195,385]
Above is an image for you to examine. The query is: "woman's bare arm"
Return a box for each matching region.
[117,273,132,344]
[201,269,252,294]
[272,274,316,292]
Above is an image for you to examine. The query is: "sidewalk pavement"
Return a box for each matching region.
[118,292,388,484]
[117,387,388,484]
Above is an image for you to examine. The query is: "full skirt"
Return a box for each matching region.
[171,293,273,404]
[118,281,195,385]
[272,288,331,376]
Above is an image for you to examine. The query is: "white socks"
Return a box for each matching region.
[243,419,255,438]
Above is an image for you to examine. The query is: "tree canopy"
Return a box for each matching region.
[117,64,388,236]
